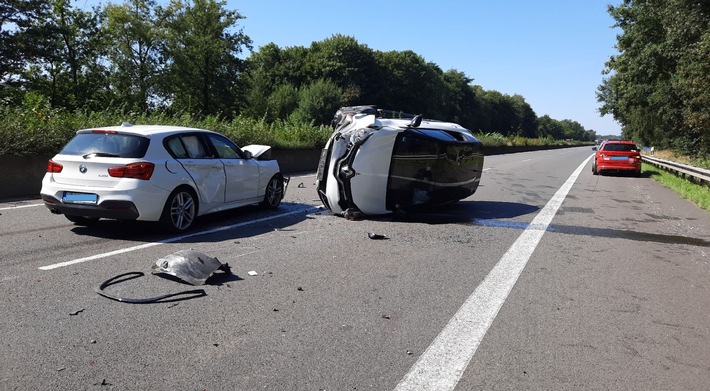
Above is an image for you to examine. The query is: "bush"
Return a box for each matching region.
[0,107,333,156]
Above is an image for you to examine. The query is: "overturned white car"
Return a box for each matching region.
[316,106,484,216]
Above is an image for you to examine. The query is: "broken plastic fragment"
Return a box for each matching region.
[247,270,258,276]
[367,232,389,240]
[151,250,230,285]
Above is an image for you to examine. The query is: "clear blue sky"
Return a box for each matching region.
[77,0,623,135]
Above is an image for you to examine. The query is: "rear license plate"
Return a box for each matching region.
[610,156,628,161]
[63,192,98,204]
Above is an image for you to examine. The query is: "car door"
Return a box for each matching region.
[166,134,226,205]
[205,133,260,202]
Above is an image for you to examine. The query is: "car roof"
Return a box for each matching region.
[77,124,214,137]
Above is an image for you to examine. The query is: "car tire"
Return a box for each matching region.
[160,187,197,232]
[592,163,598,175]
[65,215,100,226]
[260,175,284,210]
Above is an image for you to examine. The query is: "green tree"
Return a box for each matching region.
[22,0,108,110]
[241,43,308,118]
[598,0,710,155]
[510,94,538,137]
[440,69,482,131]
[0,0,50,101]
[161,0,251,117]
[537,115,565,139]
[104,0,164,112]
[289,79,343,125]
[374,50,445,116]
[305,34,382,104]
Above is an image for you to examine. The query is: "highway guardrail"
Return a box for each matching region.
[642,155,710,185]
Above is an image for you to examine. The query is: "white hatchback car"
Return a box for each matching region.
[40,123,287,231]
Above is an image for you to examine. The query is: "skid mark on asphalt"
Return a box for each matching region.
[395,155,593,391]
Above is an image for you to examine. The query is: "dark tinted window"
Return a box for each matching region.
[60,132,149,158]
[602,143,638,152]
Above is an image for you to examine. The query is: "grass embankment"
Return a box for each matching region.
[642,163,710,212]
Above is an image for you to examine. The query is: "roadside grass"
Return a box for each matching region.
[643,163,710,212]
[646,149,710,170]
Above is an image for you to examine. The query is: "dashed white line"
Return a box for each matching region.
[394,154,593,391]
[521,158,532,163]
[39,205,322,271]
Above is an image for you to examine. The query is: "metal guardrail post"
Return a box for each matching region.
[642,156,710,185]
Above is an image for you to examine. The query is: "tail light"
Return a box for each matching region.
[108,162,155,180]
[47,160,63,173]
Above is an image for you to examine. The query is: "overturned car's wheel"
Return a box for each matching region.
[65,215,100,226]
[160,187,197,232]
[260,175,284,209]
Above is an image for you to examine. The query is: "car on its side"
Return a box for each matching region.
[592,139,642,176]
[316,105,484,217]
[40,123,287,232]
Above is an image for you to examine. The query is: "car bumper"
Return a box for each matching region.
[40,174,170,221]
[597,161,641,172]
[41,194,140,219]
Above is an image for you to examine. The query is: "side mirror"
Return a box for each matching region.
[592,147,597,151]
[243,150,253,159]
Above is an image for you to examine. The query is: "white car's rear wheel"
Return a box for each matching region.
[160,187,197,232]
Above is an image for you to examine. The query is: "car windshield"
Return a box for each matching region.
[603,143,638,152]
[60,132,150,158]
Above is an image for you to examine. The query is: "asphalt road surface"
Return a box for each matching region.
[1,146,709,390]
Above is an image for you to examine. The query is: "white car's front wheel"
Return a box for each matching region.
[160,187,197,232]
[260,176,284,210]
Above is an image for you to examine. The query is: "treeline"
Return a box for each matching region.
[598,0,710,156]
[1,0,596,142]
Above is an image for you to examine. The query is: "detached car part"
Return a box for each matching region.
[151,249,231,286]
[95,272,207,303]
[316,105,484,216]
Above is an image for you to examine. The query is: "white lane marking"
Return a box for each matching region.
[39,205,323,271]
[0,203,43,211]
[395,155,593,391]
[521,158,532,163]
[482,168,492,172]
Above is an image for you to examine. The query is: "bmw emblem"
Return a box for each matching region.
[79,164,87,173]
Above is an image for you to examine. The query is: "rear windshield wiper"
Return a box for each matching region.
[83,152,120,159]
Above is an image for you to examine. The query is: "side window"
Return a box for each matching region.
[206,134,243,159]
[165,137,189,158]
[182,135,209,158]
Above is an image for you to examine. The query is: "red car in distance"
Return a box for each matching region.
[592,140,642,177]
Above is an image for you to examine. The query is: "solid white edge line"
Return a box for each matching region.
[39,205,323,271]
[394,154,593,391]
